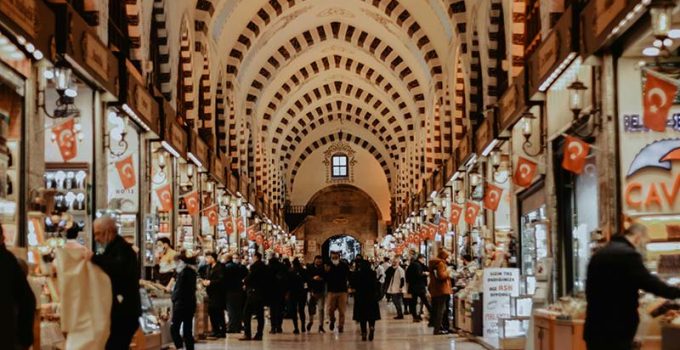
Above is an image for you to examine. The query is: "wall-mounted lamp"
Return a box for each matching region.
[152,149,168,185]
[453,178,465,204]
[104,112,129,157]
[567,80,600,138]
[187,163,194,181]
[651,0,675,39]
[40,62,80,119]
[489,150,509,184]
[521,111,543,157]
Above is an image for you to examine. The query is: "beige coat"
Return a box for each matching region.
[56,242,112,350]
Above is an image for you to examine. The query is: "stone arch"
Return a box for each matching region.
[151,0,172,100]
[177,17,194,124]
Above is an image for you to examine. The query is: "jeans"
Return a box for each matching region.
[105,316,139,350]
[225,291,245,332]
[208,304,226,336]
[442,295,451,330]
[326,292,348,328]
[431,295,448,332]
[170,309,195,350]
[410,291,431,320]
[242,293,265,338]
[308,292,326,327]
[390,293,404,317]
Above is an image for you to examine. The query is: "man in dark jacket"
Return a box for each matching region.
[241,252,267,341]
[203,252,226,338]
[405,254,431,322]
[267,256,288,333]
[170,254,197,350]
[224,254,248,333]
[325,251,350,333]
[585,224,680,350]
[91,216,141,350]
[0,227,35,350]
[306,255,327,332]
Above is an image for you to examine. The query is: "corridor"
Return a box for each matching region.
[196,302,485,350]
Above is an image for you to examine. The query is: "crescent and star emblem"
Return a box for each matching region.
[647,87,668,114]
[567,141,584,160]
[519,163,532,178]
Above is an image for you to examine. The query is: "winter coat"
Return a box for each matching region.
[325,261,350,293]
[585,236,680,345]
[172,266,197,313]
[205,262,226,307]
[350,261,381,322]
[428,258,452,297]
[244,260,268,301]
[405,260,428,294]
[223,261,248,293]
[306,263,326,294]
[288,268,307,299]
[0,245,35,350]
[385,266,405,294]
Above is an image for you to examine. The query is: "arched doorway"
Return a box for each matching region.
[322,234,361,263]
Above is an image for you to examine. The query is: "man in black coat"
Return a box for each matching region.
[224,254,248,333]
[203,252,226,338]
[0,227,35,350]
[241,252,267,341]
[170,254,197,350]
[325,251,350,333]
[306,255,327,332]
[91,216,141,350]
[405,254,431,322]
[585,224,680,350]
[267,256,288,333]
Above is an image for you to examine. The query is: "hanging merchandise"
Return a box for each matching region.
[155,184,172,212]
[114,154,136,190]
[204,204,218,226]
[513,156,538,187]
[561,136,590,174]
[183,190,199,215]
[642,71,678,132]
[450,204,463,225]
[464,201,480,225]
[483,183,504,211]
[52,118,78,161]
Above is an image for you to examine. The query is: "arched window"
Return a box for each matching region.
[331,154,348,178]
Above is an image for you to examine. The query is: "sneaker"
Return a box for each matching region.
[329,320,335,331]
[318,326,326,333]
[433,330,449,335]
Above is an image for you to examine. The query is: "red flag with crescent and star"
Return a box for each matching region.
[450,204,463,225]
[52,118,78,161]
[247,226,257,241]
[115,154,136,190]
[464,201,480,225]
[562,136,590,174]
[223,217,234,234]
[183,190,200,215]
[483,183,504,212]
[513,156,538,187]
[438,218,449,235]
[204,205,218,226]
[643,72,678,132]
[237,219,245,233]
[425,224,437,240]
[155,184,172,211]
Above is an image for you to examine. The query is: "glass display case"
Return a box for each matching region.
[520,205,548,276]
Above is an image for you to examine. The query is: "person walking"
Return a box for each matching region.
[428,250,452,335]
[91,216,141,350]
[170,253,197,350]
[203,252,226,338]
[0,226,36,350]
[306,255,327,333]
[224,254,248,333]
[241,252,267,341]
[267,256,288,333]
[155,237,176,286]
[287,258,308,334]
[325,251,350,333]
[406,254,431,322]
[350,257,381,341]
[384,257,406,319]
[585,224,680,350]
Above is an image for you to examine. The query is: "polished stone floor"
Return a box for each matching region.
[196,301,485,349]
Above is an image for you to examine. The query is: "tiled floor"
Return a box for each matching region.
[195,301,485,350]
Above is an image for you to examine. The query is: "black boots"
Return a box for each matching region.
[368,327,375,341]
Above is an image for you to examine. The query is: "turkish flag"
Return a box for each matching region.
[643,73,677,132]
[52,118,78,161]
[204,205,218,226]
[464,201,480,225]
[183,190,200,215]
[450,204,463,225]
[484,183,504,211]
[115,155,136,190]
[513,157,538,187]
[236,219,245,233]
[562,136,590,174]
[438,218,449,234]
[155,184,172,211]
[247,226,257,241]
[255,234,264,245]
[425,224,437,240]
[223,217,234,234]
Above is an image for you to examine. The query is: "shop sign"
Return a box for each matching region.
[169,121,187,158]
[124,60,159,134]
[195,137,209,167]
[581,0,637,57]
[475,116,496,156]
[456,131,471,170]
[482,268,520,348]
[211,155,226,186]
[527,9,573,96]
[498,73,526,132]
[0,0,36,37]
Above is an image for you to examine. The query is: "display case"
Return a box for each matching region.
[520,206,548,276]
[44,163,90,247]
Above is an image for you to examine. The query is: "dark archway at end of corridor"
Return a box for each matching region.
[321,234,361,263]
